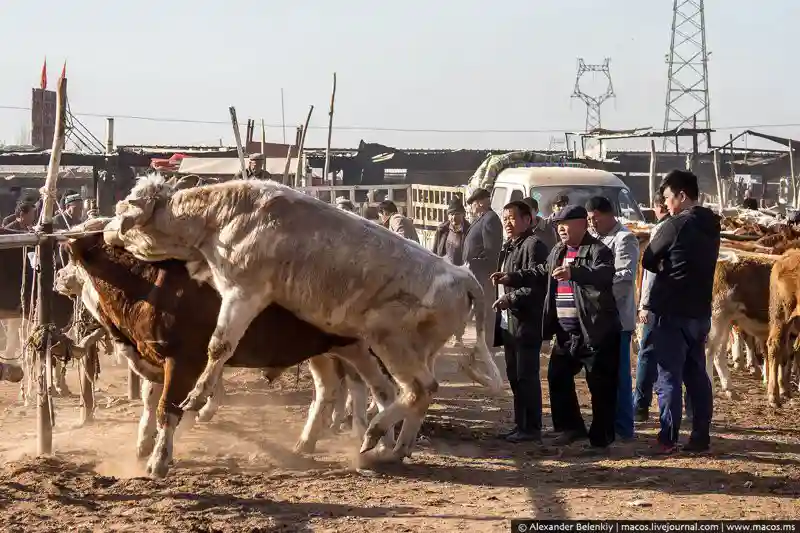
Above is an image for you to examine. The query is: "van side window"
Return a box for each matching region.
[490,187,508,213]
[509,189,524,202]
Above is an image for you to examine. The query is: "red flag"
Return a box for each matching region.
[40,57,47,90]
[59,60,66,82]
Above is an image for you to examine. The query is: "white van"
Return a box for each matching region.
[488,166,645,221]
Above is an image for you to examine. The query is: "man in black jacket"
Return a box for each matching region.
[640,170,720,454]
[491,205,621,451]
[491,200,550,443]
[464,188,504,349]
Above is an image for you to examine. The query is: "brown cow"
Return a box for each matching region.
[765,249,800,407]
[56,233,396,479]
[705,249,777,396]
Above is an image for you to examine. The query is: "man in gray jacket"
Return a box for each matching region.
[586,196,639,441]
[464,188,503,349]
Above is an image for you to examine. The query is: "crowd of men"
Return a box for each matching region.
[359,170,721,456]
[1,190,95,233]
[1,172,720,456]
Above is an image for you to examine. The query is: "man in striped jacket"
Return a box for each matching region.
[491,205,621,453]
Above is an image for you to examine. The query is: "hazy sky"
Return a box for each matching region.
[1,0,797,151]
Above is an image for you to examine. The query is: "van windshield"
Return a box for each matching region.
[531,185,644,221]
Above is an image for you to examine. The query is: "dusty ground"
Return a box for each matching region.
[0,327,798,533]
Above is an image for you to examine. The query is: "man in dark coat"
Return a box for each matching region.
[432,197,470,266]
[492,200,549,443]
[235,153,272,180]
[464,187,503,349]
[640,170,720,454]
[491,205,621,452]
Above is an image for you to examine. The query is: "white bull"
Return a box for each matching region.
[110,174,504,462]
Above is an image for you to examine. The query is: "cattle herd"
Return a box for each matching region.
[1,176,800,481]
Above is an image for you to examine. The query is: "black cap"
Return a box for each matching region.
[466,188,490,205]
[447,197,466,214]
[552,204,588,222]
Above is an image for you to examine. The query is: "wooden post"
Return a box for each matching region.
[260,119,266,161]
[789,140,796,208]
[80,348,97,425]
[36,76,68,455]
[105,118,114,153]
[713,149,724,211]
[229,107,247,177]
[648,139,657,207]
[281,88,287,144]
[296,105,314,187]
[323,73,337,185]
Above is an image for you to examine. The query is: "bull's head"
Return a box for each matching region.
[116,173,175,235]
[54,257,84,298]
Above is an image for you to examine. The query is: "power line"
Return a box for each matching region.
[1,103,800,134]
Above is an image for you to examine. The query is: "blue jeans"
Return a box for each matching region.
[633,316,693,420]
[640,314,712,447]
[615,331,634,439]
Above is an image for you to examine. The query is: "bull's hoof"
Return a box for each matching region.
[136,439,156,460]
[195,408,216,423]
[359,431,383,455]
[146,458,170,479]
[722,389,738,400]
[179,391,208,413]
[293,439,316,455]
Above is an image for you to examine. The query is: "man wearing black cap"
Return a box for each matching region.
[464,187,503,349]
[432,197,470,266]
[491,204,621,452]
[492,200,549,443]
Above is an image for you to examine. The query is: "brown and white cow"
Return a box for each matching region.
[55,231,397,479]
[110,174,503,462]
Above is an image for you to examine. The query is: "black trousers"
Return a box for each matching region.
[503,330,543,433]
[548,331,621,447]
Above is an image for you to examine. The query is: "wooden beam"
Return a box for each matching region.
[323,72,337,185]
[36,75,68,456]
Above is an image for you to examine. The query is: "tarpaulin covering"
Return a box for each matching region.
[177,157,298,176]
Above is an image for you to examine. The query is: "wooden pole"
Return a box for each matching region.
[323,73,337,185]
[281,88,287,144]
[284,126,302,186]
[80,348,97,425]
[789,140,796,208]
[260,118,266,159]
[296,105,314,187]
[713,149,724,211]
[229,107,247,177]
[36,75,68,455]
[648,139,657,207]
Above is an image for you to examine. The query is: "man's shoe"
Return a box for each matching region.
[681,440,710,453]
[498,426,519,439]
[550,430,589,446]
[506,431,543,444]
[649,442,677,456]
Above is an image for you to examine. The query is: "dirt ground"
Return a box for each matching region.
[0,326,798,533]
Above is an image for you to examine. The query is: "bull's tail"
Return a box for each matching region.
[460,275,504,393]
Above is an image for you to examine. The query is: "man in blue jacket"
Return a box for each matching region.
[640,170,720,454]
